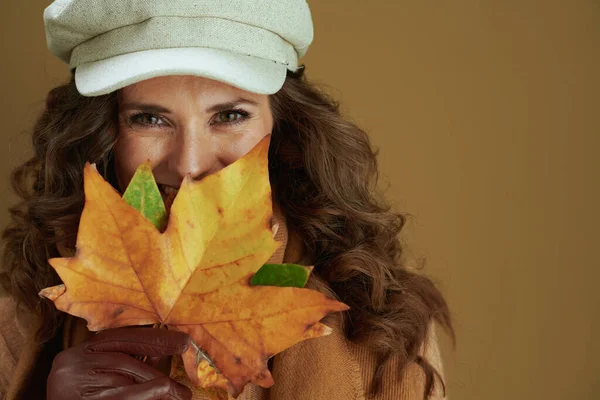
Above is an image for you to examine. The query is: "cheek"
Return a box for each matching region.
[217,122,272,165]
[113,134,166,191]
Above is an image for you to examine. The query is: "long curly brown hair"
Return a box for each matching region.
[1,67,453,399]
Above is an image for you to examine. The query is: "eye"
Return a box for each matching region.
[124,109,252,129]
[127,112,166,128]
[213,109,251,126]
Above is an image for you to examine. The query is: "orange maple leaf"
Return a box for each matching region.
[39,136,349,397]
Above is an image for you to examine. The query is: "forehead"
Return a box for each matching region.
[118,75,260,101]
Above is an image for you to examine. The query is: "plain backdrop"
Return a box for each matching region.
[1,1,599,399]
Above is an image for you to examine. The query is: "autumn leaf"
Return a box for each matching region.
[39,135,349,397]
[250,263,312,288]
[119,152,313,287]
[121,161,167,231]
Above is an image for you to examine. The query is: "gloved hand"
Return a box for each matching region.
[47,327,193,400]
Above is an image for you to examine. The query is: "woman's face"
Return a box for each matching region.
[114,75,273,200]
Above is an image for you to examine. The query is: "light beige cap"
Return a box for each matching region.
[43,0,314,96]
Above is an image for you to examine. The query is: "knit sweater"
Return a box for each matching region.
[0,207,447,400]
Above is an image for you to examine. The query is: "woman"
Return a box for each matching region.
[0,0,453,399]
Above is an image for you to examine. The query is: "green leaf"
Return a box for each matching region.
[121,161,167,231]
[251,263,311,288]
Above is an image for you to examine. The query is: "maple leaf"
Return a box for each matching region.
[39,135,349,397]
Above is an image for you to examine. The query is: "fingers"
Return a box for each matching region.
[48,328,193,400]
[78,372,133,397]
[85,376,192,400]
[86,352,169,383]
[84,327,191,357]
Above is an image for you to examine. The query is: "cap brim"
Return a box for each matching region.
[74,47,287,97]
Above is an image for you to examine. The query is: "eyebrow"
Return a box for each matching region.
[120,97,260,114]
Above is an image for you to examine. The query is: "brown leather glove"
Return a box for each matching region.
[47,327,193,400]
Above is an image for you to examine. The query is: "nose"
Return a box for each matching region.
[168,128,219,183]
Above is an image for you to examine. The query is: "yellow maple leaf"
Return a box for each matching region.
[39,136,349,397]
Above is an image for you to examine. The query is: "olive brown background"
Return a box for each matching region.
[1,1,598,399]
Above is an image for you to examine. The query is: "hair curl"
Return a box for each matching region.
[1,67,453,399]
